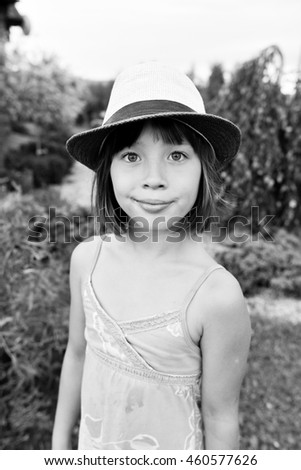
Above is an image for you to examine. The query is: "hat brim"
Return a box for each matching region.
[66,111,241,172]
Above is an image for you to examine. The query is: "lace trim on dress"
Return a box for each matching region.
[119,310,181,334]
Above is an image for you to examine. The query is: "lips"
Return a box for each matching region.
[134,198,172,205]
[132,198,173,213]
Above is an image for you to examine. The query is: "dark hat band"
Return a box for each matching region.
[104,100,197,125]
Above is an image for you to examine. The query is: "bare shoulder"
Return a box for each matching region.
[186,259,251,344]
[208,267,245,303]
[70,235,102,282]
[202,266,250,328]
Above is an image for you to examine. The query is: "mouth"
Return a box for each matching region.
[133,198,173,206]
[132,198,173,213]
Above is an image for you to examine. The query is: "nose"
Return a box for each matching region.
[142,160,167,189]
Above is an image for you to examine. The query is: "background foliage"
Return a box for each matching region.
[206,46,301,231]
[3,49,85,189]
[5,49,84,140]
[0,190,94,449]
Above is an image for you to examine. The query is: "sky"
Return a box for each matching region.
[11,0,301,91]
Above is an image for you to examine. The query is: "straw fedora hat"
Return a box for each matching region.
[67,62,241,171]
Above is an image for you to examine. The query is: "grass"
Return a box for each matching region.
[240,300,301,449]
[0,188,300,449]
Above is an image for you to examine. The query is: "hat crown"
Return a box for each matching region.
[103,62,206,123]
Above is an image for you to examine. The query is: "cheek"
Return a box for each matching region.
[183,161,202,199]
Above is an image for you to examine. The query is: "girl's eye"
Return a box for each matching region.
[122,152,140,163]
[168,152,187,162]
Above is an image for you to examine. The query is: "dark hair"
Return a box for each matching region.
[92,117,230,235]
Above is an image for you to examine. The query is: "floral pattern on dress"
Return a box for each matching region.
[83,416,159,450]
[99,435,159,450]
[174,384,194,400]
[166,321,184,337]
[93,312,129,362]
[84,414,103,439]
[125,386,144,413]
[184,410,203,450]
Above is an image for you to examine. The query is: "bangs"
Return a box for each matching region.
[144,118,201,151]
[102,117,203,159]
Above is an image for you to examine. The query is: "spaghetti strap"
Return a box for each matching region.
[182,264,225,312]
[90,236,104,280]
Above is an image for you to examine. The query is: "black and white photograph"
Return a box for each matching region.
[0,0,300,460]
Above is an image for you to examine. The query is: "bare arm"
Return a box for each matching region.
[200,273,251,450]
[52,244,87,449]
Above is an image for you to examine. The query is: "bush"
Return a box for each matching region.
[0,189,94,449]
[214,229,301,297]
[4,142,73,189]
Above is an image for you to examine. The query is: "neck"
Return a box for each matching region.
[106,227,206,261]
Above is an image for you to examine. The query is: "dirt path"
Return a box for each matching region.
[60,162,94,210]
[247,293,301,324]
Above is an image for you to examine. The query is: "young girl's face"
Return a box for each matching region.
[110,122,202,233]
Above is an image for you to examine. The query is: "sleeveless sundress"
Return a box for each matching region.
[78,238,225,450]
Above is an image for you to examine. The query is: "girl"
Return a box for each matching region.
[52,62,251,450]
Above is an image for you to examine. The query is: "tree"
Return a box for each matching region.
[0,0,29,170]
[4,47,85,144]
[208,46,300,231]
[206,64,225,103]
[77,79,113,125]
